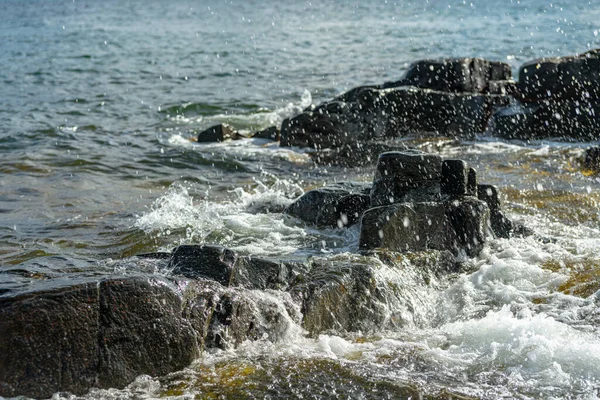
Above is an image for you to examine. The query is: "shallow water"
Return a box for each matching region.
[2,0,600,399]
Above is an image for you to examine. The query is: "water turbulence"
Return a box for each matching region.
[3,2,600,399]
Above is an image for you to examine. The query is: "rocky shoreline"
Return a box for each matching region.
[2,48,599,398]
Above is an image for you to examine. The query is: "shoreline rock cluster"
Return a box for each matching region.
[197,48,600,164]
[0,150,522,398]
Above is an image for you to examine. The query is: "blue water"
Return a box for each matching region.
[3,1,600,398]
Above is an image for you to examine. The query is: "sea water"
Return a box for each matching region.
[2,0,600,398]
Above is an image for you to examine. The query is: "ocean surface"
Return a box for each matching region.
[2,0,600,398]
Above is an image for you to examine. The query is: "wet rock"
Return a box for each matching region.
[297,252,458,335]
[0,283,100,398]
[477,184,514,238]
[285,182,372,227]
[310,141,410,167]
[467,167,478,196]
[0,276,199,399]
[370,151,442,207]
[583,146,600,171]
[197,123,240,142]
[279,97,389,149]
[169,244,309,291]
[183,280,302,350]
[280,86,505,151]
[441,159,469,196]
[382,58,512,93]
[444,197,490,257]
[518,50,600,101]
[169,245,238,285]
[97,277,199,389]
[490,98,600,140]
[359,202,451,252]
[252,126,280,141]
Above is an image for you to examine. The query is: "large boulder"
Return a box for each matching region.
[285,182,372,228]
[0,276,199,399]
[280,86,509,150]
[517,49,600,101]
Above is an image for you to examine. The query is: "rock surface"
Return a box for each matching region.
[285,182,372,227]
[197,123,240,142]
[0,276,199,399]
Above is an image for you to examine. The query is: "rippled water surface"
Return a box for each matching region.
[2,0,600,398]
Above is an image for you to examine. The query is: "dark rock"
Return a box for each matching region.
[280,86,505,149]
[296,252,458,334]
[169,245,237,285]
[477,184,514,238]
[280,96,389,149]
[383,58,512,93]
[444,197,490,257]
[169,245,309,291]
[233,257,292,290]
[285,182,372,227]
[370,151,442,207]
[97,277,199,389]
[383,87,499,138]
[0,283,100,398]
[359,202,451,252]
[135,252,172,260]
[441,159,469,195]
[252,126,280,141]
[197,123,240,142]
[0,276,199,399]
[490,98,600,140]
[518,50,600,101]
[583,147,600,171]
[467,167,478,196]
[183,281,301,350]
[485,80,518,96]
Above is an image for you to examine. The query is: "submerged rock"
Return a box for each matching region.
[197,123,241,142]
[252,126,280,141]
